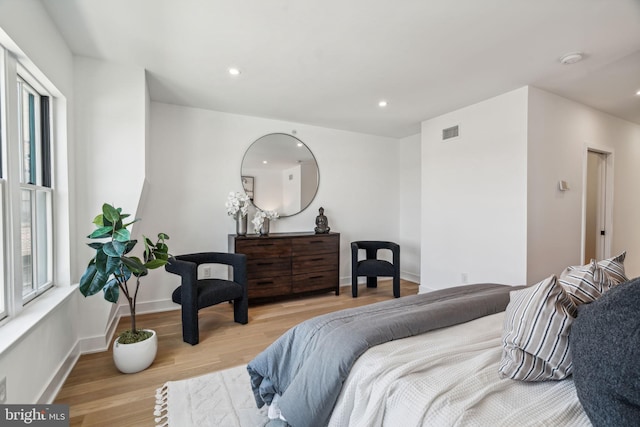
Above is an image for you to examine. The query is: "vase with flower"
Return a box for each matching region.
[225,191,251,236]
[252,209,279,236]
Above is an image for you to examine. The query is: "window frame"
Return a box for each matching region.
[0,46,56,322]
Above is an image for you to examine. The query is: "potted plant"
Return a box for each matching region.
[252,209,279,236]
[225,191,251,236]
[79,203,170,373]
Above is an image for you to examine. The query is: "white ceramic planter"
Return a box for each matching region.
[113,329,158,374]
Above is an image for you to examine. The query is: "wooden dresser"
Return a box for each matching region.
[228,232,340,301]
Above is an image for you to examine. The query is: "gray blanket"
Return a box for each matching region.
[247,283,517,427]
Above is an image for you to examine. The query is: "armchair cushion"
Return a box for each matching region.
[357,259,396,277]
[171,279,244,308]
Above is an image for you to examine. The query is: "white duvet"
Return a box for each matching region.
[328,312,591,427]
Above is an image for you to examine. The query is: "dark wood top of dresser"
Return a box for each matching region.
[229,231,339,240]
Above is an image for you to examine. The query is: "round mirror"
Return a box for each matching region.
[241,133,319,217]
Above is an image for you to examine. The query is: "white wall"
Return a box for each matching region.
[132,102,404,311]
[527,87,640,280]
[73,57,148,351]
[419,85,640,291]
[421,87,529,291]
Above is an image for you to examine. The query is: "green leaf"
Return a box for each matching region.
[105,254,121,276]
[102,203,121,223]
[144,259,168,270]
[79,264,109,297]
[123,218,140,228]
[87,242,103,250]
[92,214,104,227]
[113,228,131,242]
[103,279,120,303]
[103,240,126,257]
[154,252,169,261]
[88,226,112,239]
[95,249,108,272]
[121,256,147,275]
[158,233,170,240]
[115,266,132,283]
[123,240,137,254]
[154,243,169,254]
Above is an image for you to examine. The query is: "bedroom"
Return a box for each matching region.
[0,0,639,425]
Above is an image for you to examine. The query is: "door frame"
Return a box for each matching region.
[581,144,614,263]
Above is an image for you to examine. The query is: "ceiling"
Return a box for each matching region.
[41,0,640,138]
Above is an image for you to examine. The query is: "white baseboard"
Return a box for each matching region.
[38,341,80,404]
[341,272,421,287]
[118,298,179,317]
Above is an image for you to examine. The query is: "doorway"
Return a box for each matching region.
[583,150,611,264]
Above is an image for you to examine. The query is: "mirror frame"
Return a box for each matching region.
[241,133,319,217]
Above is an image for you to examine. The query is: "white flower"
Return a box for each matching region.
[226,191,251,218]
[252,209,279,232]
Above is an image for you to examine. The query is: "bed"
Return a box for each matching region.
[247,252,640,427]
[328,311,588,426]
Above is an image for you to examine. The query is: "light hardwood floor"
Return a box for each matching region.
[55,280,418,426]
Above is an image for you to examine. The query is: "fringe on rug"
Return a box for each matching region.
[154,383,169,427]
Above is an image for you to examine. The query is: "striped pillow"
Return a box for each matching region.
[559,252,628,305]
[499,275,577,381]
[595,251,627,283]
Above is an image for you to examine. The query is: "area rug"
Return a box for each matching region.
[154,365,269,427]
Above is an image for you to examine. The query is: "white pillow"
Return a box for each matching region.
[499,275,577,381]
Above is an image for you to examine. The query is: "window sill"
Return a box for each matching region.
[0,285,77,356]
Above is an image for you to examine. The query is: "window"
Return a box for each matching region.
[17,77,53,302]
[0,48,6,320]
[0,46,55,320]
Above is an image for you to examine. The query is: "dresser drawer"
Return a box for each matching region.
[235,238,291,258]
[247,258,291,279]
[292,253,338,275]
[292,269,339,293]
[248,276,292,299]
[291,235,339,256]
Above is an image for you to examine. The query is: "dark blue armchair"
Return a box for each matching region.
[351,241,401,298]
[165,252,248,345]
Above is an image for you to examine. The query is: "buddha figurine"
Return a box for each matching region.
[314,207,330,234]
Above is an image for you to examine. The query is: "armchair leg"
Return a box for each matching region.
[352,274,358,297]
[233,297,248,324]
[367,276,378,288]
[393,275,400,298]
[182,306,199,345]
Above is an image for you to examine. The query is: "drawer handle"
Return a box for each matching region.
[257,243,275,247]
[311,258,323,262]
[256,280,274,286]
[257,262,274,266]
[309,275,324,280]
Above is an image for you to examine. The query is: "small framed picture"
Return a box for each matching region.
[242,176,254,200]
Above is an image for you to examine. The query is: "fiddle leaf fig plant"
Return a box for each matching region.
[79,203,170,344]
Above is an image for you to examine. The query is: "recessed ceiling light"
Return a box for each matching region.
[559,52,583,65]
[296,142,303,147]
[378,100,388,107]
[636,89,640,96]
[228,67,241,76]
[262,160,268,164]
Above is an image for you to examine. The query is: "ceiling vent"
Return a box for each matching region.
[442,125,459,141]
